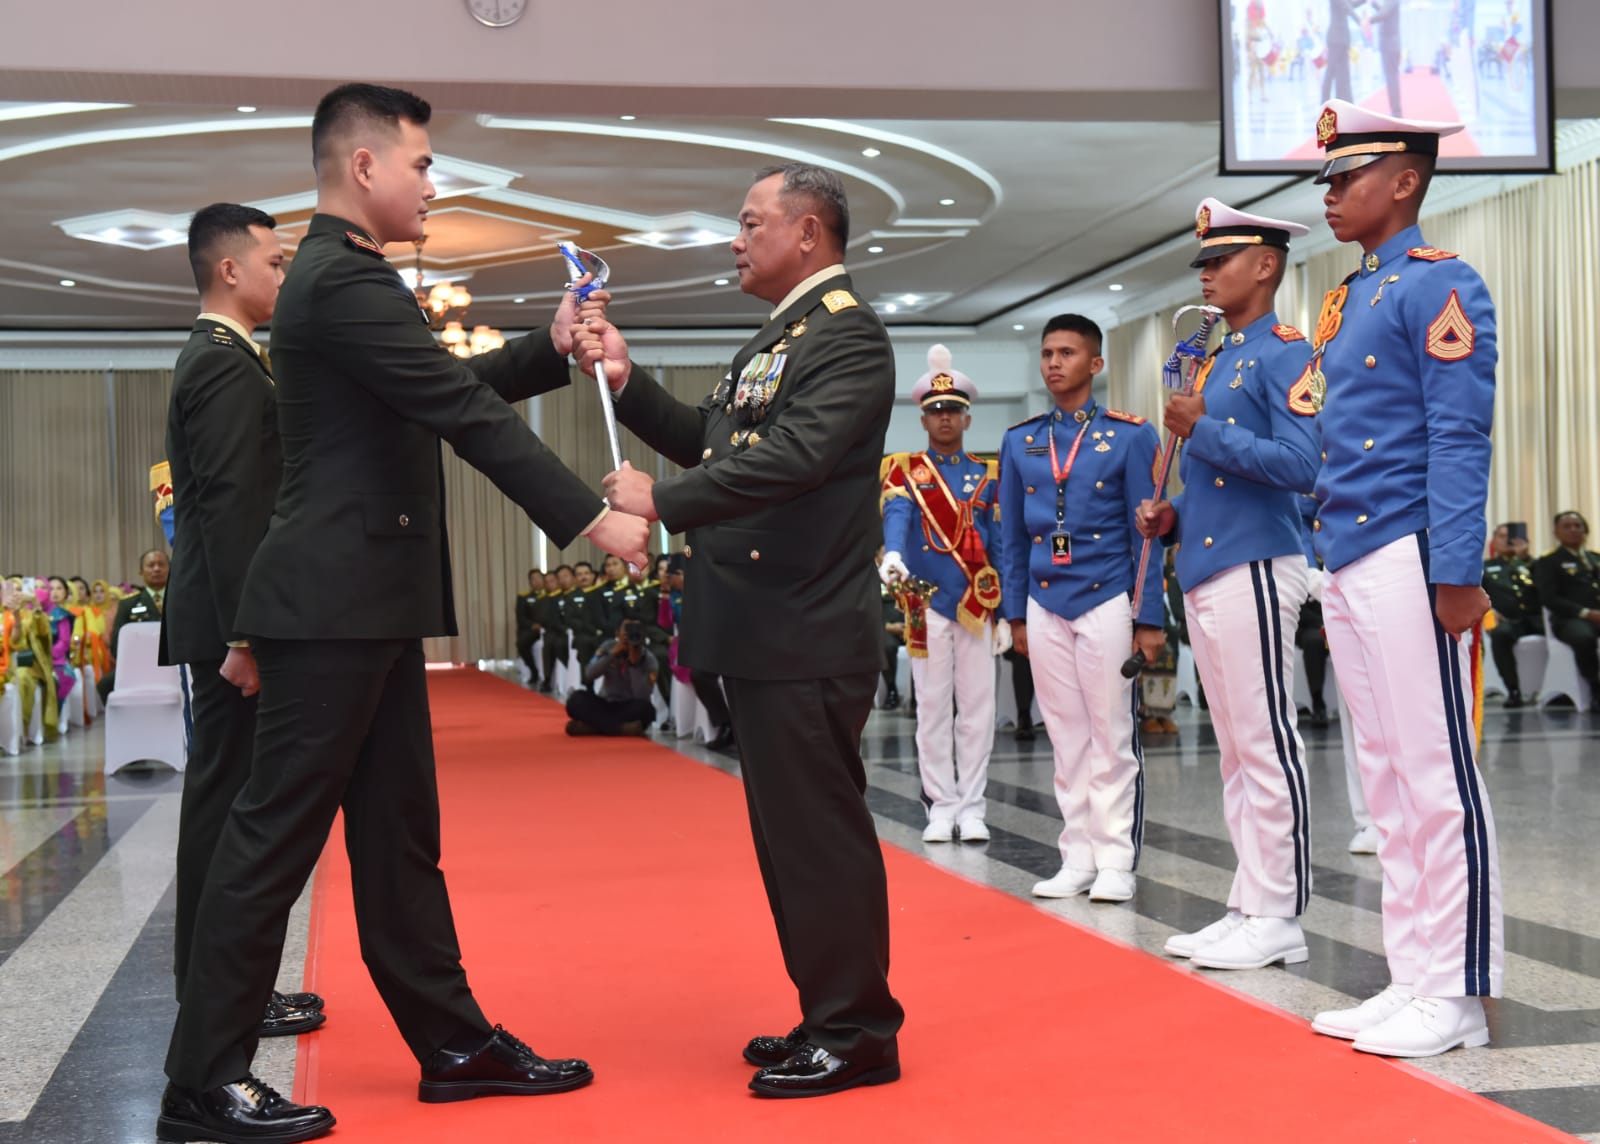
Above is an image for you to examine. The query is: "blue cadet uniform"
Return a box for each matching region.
[1157,198,1325,973]
[1305,99,1503,1059]
[881,344,1000,840]
[997,386,1160,898]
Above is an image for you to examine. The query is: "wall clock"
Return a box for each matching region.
[466,0,528,27]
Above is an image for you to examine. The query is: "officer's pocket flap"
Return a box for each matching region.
[362,493,435,537]
[698,524,811,571]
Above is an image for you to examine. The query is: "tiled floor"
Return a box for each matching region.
[0,686,1594,1142]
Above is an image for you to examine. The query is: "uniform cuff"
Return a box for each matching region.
[578,505,610,537]
[226,640,249,649]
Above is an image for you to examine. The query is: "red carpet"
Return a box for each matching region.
[293,669,1568,1142]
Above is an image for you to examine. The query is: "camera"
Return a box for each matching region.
[621,619,645,645]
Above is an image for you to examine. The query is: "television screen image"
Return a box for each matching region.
[1219,0,1553,175]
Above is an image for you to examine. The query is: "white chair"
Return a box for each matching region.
[25,689,43,746]
[1477,628,1507,697]
[1175,644,1199,706]
[81,664,102,720]
[668,676,716,742]
[65,667,86,728]
[0,684,21,756]
[1514,635,1549,699]
[1539,637,1592,710]
[103,623,187,774]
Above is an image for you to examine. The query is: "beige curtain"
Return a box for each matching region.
[0,368,167,584]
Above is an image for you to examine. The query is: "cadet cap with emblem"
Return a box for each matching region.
[1312,98,1464,184]
[1190,197,1310,268]
[911,344,977,412]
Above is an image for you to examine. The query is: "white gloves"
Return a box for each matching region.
[879,551,910,586]
[1305,566,1324,603]
[993,618,1013,656]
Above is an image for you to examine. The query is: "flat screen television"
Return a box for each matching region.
[1218,0,1554,175]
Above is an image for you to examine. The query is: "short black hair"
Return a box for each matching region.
[554,563,574,575]
[187,202,277,295]
[141,548,168,564]
[1554,510,1589,529]
[1042,314,1104,355]
[311,82,431,172]
[754,163,850,250]
[574,561,596,573]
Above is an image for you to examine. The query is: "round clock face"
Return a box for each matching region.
[466,0,528,27]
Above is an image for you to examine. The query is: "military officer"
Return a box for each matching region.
[880,345,1002,844]
[1532,511,1600,706]
[1306,99,1504,1058]
[538,565,574,694]
[514,568,543,687]
[1137,198,1320,971]
[1483,523,1544,707]
[567,561,605,685]
[997,313,1165,904]
[577,163,904,1098]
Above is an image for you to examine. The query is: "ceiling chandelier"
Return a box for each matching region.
[411,234,505,358]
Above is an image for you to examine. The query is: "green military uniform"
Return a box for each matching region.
[514,589,541,684]
[1532,545,1600,700]
[568,584,605,681]
[538,589,572,692]
[879,585,903,708]
[1482,554,1542,702]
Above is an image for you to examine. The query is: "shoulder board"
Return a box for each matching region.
[1272,324,1306,343]
[206,325,235,346]
[344,231,385,256]
[880,452,911,481]
[1007,410,1050,431]
[1408,246,1459,262]
[821,289,858,314]
[1104,409,1147,425]
[984,458,1000,480]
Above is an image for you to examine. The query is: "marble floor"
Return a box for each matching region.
[0,686,1595,1142]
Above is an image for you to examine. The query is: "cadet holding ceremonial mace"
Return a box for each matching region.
[1305,99,1504,1058]
[880,345,1003,845]
[1136,199,1321,971]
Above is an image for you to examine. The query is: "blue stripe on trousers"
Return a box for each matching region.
[1249,561,1311,915]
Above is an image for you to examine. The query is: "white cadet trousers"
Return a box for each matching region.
[1324,534,1504,997]
[1186,557,1312,918]
[910,608,995,825]
[1026,595,1144,873]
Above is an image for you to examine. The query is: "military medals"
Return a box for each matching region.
[734,351,787,424]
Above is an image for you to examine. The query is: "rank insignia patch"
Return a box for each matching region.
[1425,290,1476,361]
[344,231,384,255]
[1272,324,1306,343]
[822,289,858,313]
[1287,363,1319,416]
[1408,246,1459,262]
[1316,106,1338,146]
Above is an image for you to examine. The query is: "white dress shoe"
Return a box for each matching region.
[1347,825,1381,854]
[1088,869,1136,902]
[1163,910,1245,958]
[1352,996,1489,1058]
[956,818,990,842]
[1190,916,1309,970]
[1311,983,1414,1040]
[1031,867,1097,898]
[922,819,955,843]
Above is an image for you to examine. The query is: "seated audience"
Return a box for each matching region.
[1483,522,1544,707]
[1533,510,1600,708]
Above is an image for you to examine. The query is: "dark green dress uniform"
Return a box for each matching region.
[612,271,905,1069]
[568,583,605,684]
[165,212,603,1092]
[1482,555,1542,701]
[515,589,541,683]
[1532,545,1600,698]
[158,317,281,1003]
[879,585,903,706]
[538,589,571,691]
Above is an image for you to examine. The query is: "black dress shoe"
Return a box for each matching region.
[273,989,325,1012]
[1309,705,1330,728]
[749,1043,900,1098]
[743,1024,806,1066]
[1014,724,1036,742]
[707,724,736,752]
[1503,691,1525,709]
[418,1024,593,1103]
[259,997,326,1038]
[156,1076,334,1143]
[883,689,901,711]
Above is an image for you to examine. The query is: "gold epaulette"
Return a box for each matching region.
[1272,324,1307,343]
[1105,409,1147,425]
[1408,246,1459,262]
[880,452,910,483]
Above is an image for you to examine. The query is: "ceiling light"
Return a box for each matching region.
[1012,323,1025,331]
[883,303,899,314]
[1109,283,1125,292]
[899,294,919,305]
[513,297,526,304]
[236,105,257,114]
[938,198,956,206]
[866,245,884,254]
[59,279,76,287]
[618,217,736,250]
[861,147,881,158]
[714,278,730,286]
[619,115,636,121]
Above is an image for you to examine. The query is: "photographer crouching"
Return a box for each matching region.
[564,618,660,736]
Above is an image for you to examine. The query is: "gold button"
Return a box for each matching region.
[1247,360,1256,368]
[1025,435,1034,444]
[1092,582,1101,590]
[725,404,733,415]
[1313,520,1321,532]
[922,544,930,551]
[398,514,410,527]
[1357,514,1369,524]
[701,447,713,459]
[750,549,761,560]
[1365,355,1377,368]
[1039,579,1049,589]
[1227,417,1236,425]
[1214,477,1225,487]
[1027,485,1036,494]
[1034,536,1042,544]
[684,545,693,557]
[1363,439,1374,450]
[1204,537,1214,547]
[1092,533,1101,540]
[1095,481,1104,490]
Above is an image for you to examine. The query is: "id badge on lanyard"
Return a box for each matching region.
[1048,411,1094,567]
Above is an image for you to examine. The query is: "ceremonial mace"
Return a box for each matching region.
[1119,303,1223,680]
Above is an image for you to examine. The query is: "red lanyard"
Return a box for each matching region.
[1047,408,1095,488]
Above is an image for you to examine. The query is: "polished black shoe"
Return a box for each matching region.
[156,1076,334,1143]
[273,989,325,1012]
[1013,723,1036,742]
[418,1024,593,1102]
[707,724,736,752]
[1308,704,1330,728]
[743,1024,806,1066]
[882,688,901,711]
[749,1043,900,1098]
[1503,690,1525,709]
[258,997,326,1038]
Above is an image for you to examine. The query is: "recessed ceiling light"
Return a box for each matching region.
[861,147,881,158]
[236,105,257,114]
[1109,283,1125,292]
[938,198,955,206]
[883,303,899,314]
[59,278,76,287]
[619,114,636,121]
[866,245,884,254]
[899,294,919,305]
[513,297,526,304]
[1012,323,1025,331]
[714,278,730,286]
